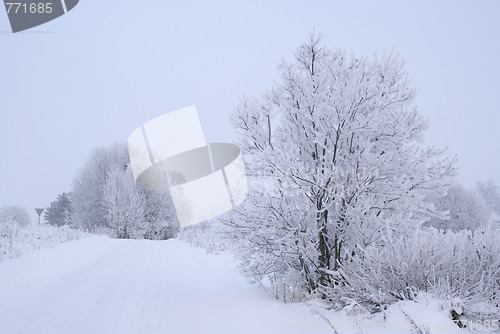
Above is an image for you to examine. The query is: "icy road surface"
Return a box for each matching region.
[0,236,332,334]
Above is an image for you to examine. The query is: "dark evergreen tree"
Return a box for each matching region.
[44,192,73,226]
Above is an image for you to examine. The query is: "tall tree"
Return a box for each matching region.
[71,143,129,230]
[228,35,457,298]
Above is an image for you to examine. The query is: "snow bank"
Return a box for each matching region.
[0,223,88,261]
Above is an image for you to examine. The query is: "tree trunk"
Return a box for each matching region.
[299,255,316,293]
[317,205,331,287]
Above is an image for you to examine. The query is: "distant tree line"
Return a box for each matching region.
[44,143,178,240]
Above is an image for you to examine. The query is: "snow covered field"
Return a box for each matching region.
[0,236,492,334]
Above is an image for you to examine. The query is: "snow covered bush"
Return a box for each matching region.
[177,221,232,254]
[0,216,20,258]
[0,223,88,261]
[337,227,499,317]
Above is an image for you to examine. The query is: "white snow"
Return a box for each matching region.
[0,236,491,334]
[0,224,87,261]
[0,236,333,334]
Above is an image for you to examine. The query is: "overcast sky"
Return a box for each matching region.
[1,0,499,222]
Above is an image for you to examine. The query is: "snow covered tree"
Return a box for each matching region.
[477,180,500,216]
[71,143,129,230]
[70,142,178,238]
[228,35,457,299]
[102,168,146,239]
[44,192,73,226]
[0,205,31,227]
[425,184,490,231]
[143,189,178,240]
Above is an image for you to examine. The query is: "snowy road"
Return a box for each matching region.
[0,237,332,334]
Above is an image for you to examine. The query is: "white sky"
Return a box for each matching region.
[1,0,499,221]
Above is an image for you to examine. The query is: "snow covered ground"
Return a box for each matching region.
[0,236,334,334]
[0,236,492,334]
